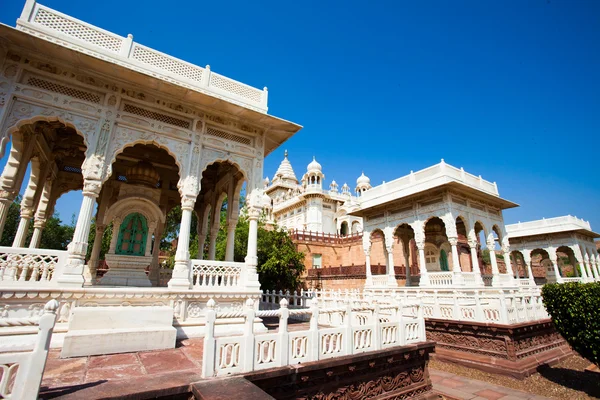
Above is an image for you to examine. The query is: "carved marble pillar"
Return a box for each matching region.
[402,239,412,287]
[547,247,563,283]
[0,131,36,241]
[168,195,195,290]
[12,206,34,247]
[522,250,535,285]
[244,201,261,291]
[501,238,515,283]
[467,238,484,286]
[197,227,207,260]
[13,158,51,247]
[57,179,102,287]
[208,226,219,260]
[416,240,429,287]
[363,234,373,287]
[448,237,463,285]
[583,254,594,282]
[487,236,500,287]
[84,224,105,285]
[29,173,55,249]
[108,218,121,254]
[225,218,238,261]
[384,228,397,287]
[28,218,46,248]
[149,223,164,286]
[571,246,588,281]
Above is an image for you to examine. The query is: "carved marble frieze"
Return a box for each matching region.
[248,344,434,400]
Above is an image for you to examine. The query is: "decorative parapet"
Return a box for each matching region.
[358,160,504,211]
[290,229,363,245]
[506,215,598,238]
[16,0,269,113]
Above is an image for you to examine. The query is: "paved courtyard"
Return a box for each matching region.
[39,336,550,400]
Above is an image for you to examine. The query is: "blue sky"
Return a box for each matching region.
[1,0,599,231]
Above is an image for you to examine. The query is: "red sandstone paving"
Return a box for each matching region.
[87,353,139,369]
[138,348,197,374]
[85,364,146,382]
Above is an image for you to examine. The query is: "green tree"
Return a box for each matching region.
[38,212,75,250]
[256,224,305,291]
[0,195,22,246]
[0,195,77,250]
[542,282,600,366]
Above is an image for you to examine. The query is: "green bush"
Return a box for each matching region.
[541,282,600,366]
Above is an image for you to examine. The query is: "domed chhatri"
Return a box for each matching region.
[126,160,160,187]
[307,156,322,173]
[355,172,372,196]
[356,172,370,186]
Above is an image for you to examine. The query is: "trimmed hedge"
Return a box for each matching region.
[541,282,600,366]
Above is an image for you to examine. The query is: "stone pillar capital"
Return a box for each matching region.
[415,239,425,250]
[448,237,458,246]
[468,239,478,249]
[33,218,47,229]
[181,195,196,211]
[82,179,102,198]
[247,205,261,221]
[227,219,238,230]
[20,207,34,219]
[0,190,16,202]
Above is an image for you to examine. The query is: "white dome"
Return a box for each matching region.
[307,156,322,173]
[356,172,370,186]
[273,150,298,183]
[331,180,337,186]
[262,192,272,208]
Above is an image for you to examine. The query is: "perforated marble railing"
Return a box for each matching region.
[190,260,244,290]
[201,297,426,378]
[17,1,268,112]
[0,246,66,285]
[359,287,550,324]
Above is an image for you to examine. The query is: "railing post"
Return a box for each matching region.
[398,300,406,345]
[452,290,460,320]
[242,299,255,372]
[373,300,381,351]
[20,299,59,400]
[278,298,289,367]
[417,298,426,342]
[474,290,484,321]
[201,298,216,378]
[309,298,319,361]
[498,290,509,324]
[120,34,134,58]
[344,301,353,355]
[433,290,441,319]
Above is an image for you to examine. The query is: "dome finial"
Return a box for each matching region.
[284,149,288,158]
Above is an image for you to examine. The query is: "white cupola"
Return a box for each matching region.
[355,172,372,196]
[329,180,339,193]
[341,182,351,196]
[306,156,324,189]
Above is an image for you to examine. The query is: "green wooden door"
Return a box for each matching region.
[116,213,148,256]
[440,249,449,271]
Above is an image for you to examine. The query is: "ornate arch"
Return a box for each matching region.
[102,197,165,227]
[3,100,95,158]
[200,148,251,184]
[106,126,188,183]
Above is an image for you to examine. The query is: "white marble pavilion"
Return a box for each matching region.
[0,0,302,349]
